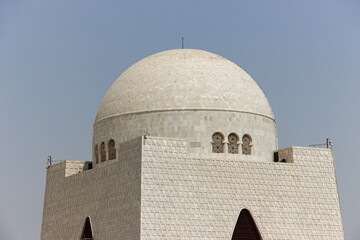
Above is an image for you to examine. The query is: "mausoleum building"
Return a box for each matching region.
[41,49,345,239]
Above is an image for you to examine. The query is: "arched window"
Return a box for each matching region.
[228,133,239,154]
[108,139,116,160]
[100,142,106,162]
[212,132,225,153]
[94,145,99,164]
[232,209,262,240]
[242,134,252,155]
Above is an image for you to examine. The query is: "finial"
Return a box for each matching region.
[182,37,184,49]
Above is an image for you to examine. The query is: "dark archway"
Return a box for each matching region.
[100,142,106,162]
[80,216,93,240]
[232,209,262,240]
[108,139,116,160]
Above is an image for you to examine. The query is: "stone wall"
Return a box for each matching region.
[41,136,344,239]
[93,110,277,164]
[41,137,142,240]
[277,147,294,163]
[141,137,344,239]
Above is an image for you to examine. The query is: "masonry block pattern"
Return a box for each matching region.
[141,137,344,239]
[41,138,142,240]
[93,110,277,162]
[93,49,278,163]
[41,49,345,239]
[41,136,344,239]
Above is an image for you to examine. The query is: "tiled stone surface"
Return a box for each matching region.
[41,136,344,239]
[65,161,92,177]
[93,110,277,162]
[96,49,274,122]
[141,137,344,239]
[93,49,278,162]
[41,49,344,239]
[277,147,294,163]
[41,138,142,240]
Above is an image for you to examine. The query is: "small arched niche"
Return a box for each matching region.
[232,209,262,240]
[100,142,106,162]
[108,139,116,160]
[242,134,252,155]
[212,132,225,153]
[228,133,240,154]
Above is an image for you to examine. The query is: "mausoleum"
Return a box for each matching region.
[41,49,345,239]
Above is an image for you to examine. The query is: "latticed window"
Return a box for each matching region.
[100,142,106,162]
[242,134,252,155]
[212,132,225,153]
[94,145,99,164]
[228,133,239,154]
[108,139,116,160]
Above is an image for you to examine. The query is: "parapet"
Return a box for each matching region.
[274,146,333,164]
[65,160,92,177]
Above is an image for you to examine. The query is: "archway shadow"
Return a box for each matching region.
[232,209,262,240]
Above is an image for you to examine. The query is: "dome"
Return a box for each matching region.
[93,49,278,162]
[95,49,274,123]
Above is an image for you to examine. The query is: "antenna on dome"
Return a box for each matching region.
[182,37,184,49]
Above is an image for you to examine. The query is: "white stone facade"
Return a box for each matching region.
[95,49,274,122]
[41,136,345,239]
[93,49,277,161]
[141,137,344,239]
[41,49,345,239]
[41,138,142,239]
[93,110,277,161]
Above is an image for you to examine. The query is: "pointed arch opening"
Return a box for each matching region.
[80,216,93,240]
[232,209,262,240]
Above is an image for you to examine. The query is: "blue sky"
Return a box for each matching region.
[1,0,359,239]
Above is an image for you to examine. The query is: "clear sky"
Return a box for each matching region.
[0,0,359,239]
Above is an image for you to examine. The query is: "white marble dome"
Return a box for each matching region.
[95,49,274,122]
[93,49,277,162]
